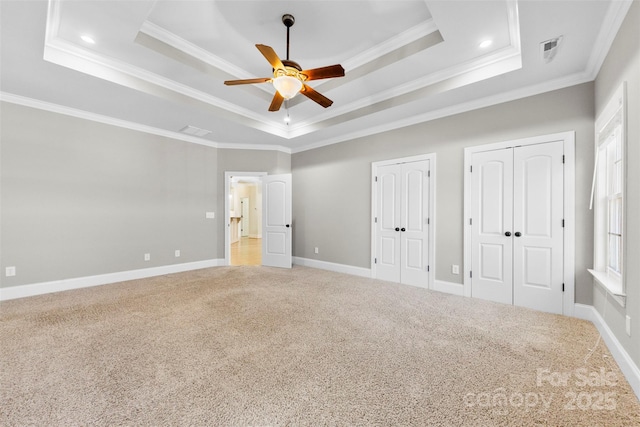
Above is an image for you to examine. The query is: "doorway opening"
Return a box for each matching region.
[225,172,266,266]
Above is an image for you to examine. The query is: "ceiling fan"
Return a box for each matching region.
[224,14,345,112]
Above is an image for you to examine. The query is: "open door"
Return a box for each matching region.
[262,174,292,268]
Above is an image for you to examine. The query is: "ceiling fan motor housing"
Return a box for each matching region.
[282,14,295,28]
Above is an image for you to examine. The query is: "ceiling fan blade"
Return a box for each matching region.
[301,64,345,81]
[224,77,271,86]
[301,84,333,108]
[268,91,284,112]
[256,44,284,70]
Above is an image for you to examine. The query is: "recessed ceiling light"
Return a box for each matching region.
[479,39,493,49]
[80,35,96,44]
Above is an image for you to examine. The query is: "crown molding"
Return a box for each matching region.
[287,44,522,138]
[43,0,523,142]
[584,0,633,80]
[290,70,592,154]
[0,92,292,154]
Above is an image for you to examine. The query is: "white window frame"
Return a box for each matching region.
[589,82,627,306]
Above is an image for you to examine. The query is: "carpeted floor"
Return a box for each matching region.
[1,266,638,426]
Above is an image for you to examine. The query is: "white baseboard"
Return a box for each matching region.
[433,280,465,296]
[574,303,640,400]
[0,259,224,301]
[292,257,372,278]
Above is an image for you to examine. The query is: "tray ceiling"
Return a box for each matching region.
[0,0,632,152]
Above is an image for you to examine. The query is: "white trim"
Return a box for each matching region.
[432,280,465,296]
[463,131,576,314]
[138,20,266,86]
[0,92,292,154]
[290,72,592,154]
[371,153,436,288]
[592,82,627,308]
[292,257,372,278]
[573,304,640,401]
[30,0,630,154]
[0,259,223,301]
[224,171,267,266]
[584,0,634,79]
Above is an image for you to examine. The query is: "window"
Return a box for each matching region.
[589,82,626,305]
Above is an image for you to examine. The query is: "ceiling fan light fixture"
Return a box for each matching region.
[273,75,303,99]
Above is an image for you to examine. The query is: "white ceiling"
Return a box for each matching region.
[0,1,632,153]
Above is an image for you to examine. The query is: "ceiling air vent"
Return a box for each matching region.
[540,36,563,63]
[179,125,211,137]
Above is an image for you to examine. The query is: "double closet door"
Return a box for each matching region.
[470,141,564,314]
[375,159,431,288]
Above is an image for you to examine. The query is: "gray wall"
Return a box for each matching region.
[292,82,595,304]
[593,0,639,366]
[0,102,289,289]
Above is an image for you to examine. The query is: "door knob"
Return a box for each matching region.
[395,227,400,232]
[514,231,521,237]
[401,228,406,232]
[286,224,290,228]
[505,231,511,236]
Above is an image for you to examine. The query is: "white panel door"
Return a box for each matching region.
[375,160,430,287]
[513,141,564,314]
[400,161,430,287]
[262,174,292,269]
[471,149,513,305]
[375,164,402,282]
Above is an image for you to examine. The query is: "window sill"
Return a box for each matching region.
[588,269,626,307]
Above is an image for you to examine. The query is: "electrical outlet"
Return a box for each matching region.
[205,212,215,219]
[314,247,319,254]
[175,250,181,258]
[144,253,150,261]
[452,264,460,275]
[5,266,16,277]
[626,315,631,336]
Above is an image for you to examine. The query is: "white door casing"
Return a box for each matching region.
[373,156,433,288]
[262,174,292,269]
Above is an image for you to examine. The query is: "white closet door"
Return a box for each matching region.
[400,160,430,287]
[376,164,402,282]
[262,174,292,269]
[512,141,564,314]
[375,160,430,287]
[471,149,513,305]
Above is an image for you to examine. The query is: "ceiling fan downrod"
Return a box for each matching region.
[282,14,294,61]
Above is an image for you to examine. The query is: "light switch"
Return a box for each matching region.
[206,212,215,219]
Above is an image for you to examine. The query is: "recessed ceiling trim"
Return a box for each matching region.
[342,19,439,75]
[287,44,522,137]
[288,30,445,108]
[138,20,272,97]
[43,0,524,142]
[506,0,521,54]
[43,33,290,139]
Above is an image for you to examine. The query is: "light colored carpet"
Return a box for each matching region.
[1,266,638,426]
